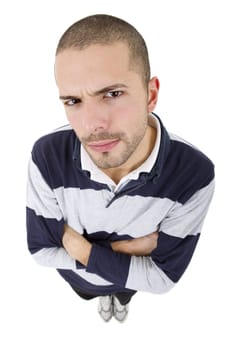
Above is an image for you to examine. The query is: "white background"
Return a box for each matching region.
[0,0,232,349]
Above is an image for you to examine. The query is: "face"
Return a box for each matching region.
[55,42,159,170]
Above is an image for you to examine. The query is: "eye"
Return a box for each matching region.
[64,98,81,106]
[105,90,123,98]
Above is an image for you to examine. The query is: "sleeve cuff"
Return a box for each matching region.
[86,243,131,287]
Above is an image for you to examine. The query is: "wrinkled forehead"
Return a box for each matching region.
[54,43,142,93]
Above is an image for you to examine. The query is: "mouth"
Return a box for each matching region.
[87,139,120,152]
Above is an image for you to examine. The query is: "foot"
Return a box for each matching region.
[98,296,113,322]
[113,296,129,322]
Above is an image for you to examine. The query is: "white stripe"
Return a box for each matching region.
[33,248,113,286]
[47,124,73,135]
[54,124,72,132]
[27,157,63,220]
[126,256,175,293]
[160,180,215,238]
[53,187,175,237]
[169,132,199,150]
[33,247,76,269]
[73,269,113,286]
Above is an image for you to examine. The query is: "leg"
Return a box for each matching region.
[113,290,137,322]
[70,285,113,322]
[70,285,99,301]
[114,290,137,305]
[70,285,136,322]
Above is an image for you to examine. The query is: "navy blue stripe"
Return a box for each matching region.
[162,140,214,203]
[86,244,131,287]
[127,140,214,203]
[26,207,64,254]
[32,129,109,192]
[83,230,133,246]
[57,269,135,295]
[151,231,200,283]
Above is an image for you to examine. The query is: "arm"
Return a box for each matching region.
[62,224,92,265]
[110,232,159,256]
[27,155,76,269]
[62,225,159,265]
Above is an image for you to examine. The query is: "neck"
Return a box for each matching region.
[103,125,157,184]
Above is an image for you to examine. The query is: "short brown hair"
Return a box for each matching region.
[56,14,151,86]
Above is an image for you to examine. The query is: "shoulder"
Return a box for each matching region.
[165,133,215,202]
[33,125,74,150]
[169,133,214,175]
[29,125,82,189]
[31,125,77,162]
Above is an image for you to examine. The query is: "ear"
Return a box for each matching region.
[147,76,160,113]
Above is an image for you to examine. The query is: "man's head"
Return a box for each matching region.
[55,14,159,172]
[56,14,150,87]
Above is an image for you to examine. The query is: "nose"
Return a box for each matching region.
[81,102,110,134]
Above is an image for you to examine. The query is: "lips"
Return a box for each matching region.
[87,139,120,152]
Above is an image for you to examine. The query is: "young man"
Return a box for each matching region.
[26,14,215,322]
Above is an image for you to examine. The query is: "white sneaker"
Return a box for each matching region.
[98,296,113,322]
[113,296,129,322]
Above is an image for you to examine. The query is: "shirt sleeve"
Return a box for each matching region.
[151,179,215,283]
[86,179,215,294]
[26,155,76,269]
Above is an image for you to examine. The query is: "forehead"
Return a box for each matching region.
[54,43,136,92]
[55,43,130,75]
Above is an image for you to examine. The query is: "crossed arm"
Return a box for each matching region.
[62,224,159,266]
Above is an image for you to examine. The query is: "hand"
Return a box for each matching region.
[111,232,159,256]
[62,224,92,266]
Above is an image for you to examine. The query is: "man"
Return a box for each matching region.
[26,14,215,322]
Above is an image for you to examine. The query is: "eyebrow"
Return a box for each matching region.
[59,83,128,100]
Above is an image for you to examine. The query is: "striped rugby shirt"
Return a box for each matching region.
[26,114,215,295]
